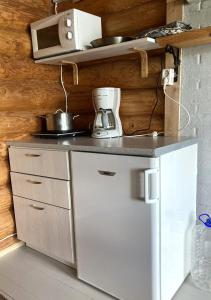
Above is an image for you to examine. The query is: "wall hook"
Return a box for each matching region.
[131,47,149,78]
[61,61,79,85]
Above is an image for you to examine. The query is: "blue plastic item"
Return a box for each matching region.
[199,214,211,228]
[191,212,211,291]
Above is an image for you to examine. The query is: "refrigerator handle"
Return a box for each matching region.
[140,169,159,204]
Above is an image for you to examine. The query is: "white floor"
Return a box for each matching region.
[0,246,210,300]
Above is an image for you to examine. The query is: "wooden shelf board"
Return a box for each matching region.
[157,26,211,48]
[35,37,162,65]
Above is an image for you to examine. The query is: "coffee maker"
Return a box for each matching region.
[92,87,123,139]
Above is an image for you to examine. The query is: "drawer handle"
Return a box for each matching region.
[26,179,42,185]
[30,204,45,210]
[98,170,116,176]
[25,154,41,157]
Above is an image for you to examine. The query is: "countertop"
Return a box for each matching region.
[6,136,197,157]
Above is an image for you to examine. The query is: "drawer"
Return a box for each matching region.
[9,147,70,180]
[11,172,71,209]
[13,196,75,265]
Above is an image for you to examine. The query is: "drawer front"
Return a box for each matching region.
[9,147,70,180]
[13,196,75,264]
[11,172,71,209]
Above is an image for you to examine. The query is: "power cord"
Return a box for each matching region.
[60,65,68,112]
[54,2,58,14]
[163,83,191,131]
[125,71,162,136]
[125,131,164,138]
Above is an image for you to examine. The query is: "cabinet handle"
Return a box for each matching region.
[140,169,159,204]
[98,170,116,176]
[25,154,41,157]
[30,204,45,210]
[26,179,42,185]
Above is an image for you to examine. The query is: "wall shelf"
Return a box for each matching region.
[35,27,211,83]
[35,27,211,66]
[35,37,162,65]
[157,26,211,48]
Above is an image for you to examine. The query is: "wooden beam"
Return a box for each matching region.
[157,26,211,48]
[164,0,184,136]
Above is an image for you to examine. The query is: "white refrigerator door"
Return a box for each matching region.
[72,152,160,300]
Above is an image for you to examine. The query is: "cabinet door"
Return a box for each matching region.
[72,152,160,300]
[13,196,75,264]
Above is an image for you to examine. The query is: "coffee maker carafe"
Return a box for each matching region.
[92,87,123,138]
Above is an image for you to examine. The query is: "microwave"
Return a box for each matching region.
[30,9,102,59]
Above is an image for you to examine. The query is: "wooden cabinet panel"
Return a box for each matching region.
[9,147,70,180]
[0,186,12,213]
[0,160,10,187]
[0,0,50,18]
[102,0,166,37]
[11,172,71,209]
[13,196,75,264]
[0,0,61,251]
[0,56,60,81]
[0,81,63,111]
[0,210,15,240]
[58,0,160,16]
[0,29,31,58]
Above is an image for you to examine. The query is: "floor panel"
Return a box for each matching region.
[0,246,210,300]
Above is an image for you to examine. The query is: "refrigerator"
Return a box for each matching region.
[71,144,197,300]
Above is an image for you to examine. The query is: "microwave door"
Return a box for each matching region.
[36,24,60,50]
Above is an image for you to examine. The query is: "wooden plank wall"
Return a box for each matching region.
[0,0,64,251]
[165,0,183,135]
[59,0,166,134]
[0,0,167,251]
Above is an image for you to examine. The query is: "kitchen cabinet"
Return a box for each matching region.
[9,147,75,266]
[71,145,198,300]
[13,196,74,264]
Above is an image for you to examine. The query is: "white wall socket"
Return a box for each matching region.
[162,69,175,86]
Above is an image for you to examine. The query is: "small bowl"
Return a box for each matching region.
[90,36,133,48]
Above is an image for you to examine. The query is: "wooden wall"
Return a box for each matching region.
[59,0,166,134]
[0,0,64,251]
[0,0,167,251]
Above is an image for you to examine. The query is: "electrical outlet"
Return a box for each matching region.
[162,68,175,86]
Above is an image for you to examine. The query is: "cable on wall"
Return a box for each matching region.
[124,57,165,136]
[54,2,58,14]
[163,83,191,132]
[60,65,68,112]
[53,0,69,113]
